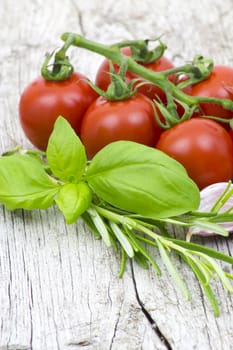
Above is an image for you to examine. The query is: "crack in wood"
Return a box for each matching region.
[28,277,33,350]
[70,0,87,37]
[109,314,120,350]
[67,340,92,347]
[130,262,173,350]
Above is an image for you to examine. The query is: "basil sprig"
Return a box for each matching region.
[1,116,233,316]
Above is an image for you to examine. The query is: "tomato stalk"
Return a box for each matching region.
[111,37,167,64]
[168,55,214,88]
[41,34,75,81]
[153,96,197,129]
[57,32,233,113]
[59,32,178,92]
[87,58,143,101]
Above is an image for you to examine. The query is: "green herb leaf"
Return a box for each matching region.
[202,255,233,292]
[55,182,92,224]
[81,211,101,240]
[167,238,233,265]
[134,252,149,270]
[184,255,220,317]
[119,248,127,277]
[125,227,161,274]
[157,239,190,300]
[85,141,200,219]
[46,117,87,183]
[109,222,134,258]
[87,206,112,247]
[191,219,229,237]
[185,255,211,286]
[0,155,59,210]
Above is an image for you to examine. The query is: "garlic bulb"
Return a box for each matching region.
[188,182,233,237]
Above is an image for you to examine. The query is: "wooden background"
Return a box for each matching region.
[1,0,233,349]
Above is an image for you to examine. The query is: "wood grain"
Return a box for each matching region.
[1,0,233,349]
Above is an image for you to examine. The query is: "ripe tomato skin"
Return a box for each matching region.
[95,47,174,102]
[80,93,163,159]
[183,65,233,125]
[156,118,233,189]
[19,72,98,150]
[229,129,233,142]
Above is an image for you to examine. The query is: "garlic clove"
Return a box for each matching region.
[188,182,233,237]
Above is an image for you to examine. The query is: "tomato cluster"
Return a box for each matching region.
[19,48,233,190]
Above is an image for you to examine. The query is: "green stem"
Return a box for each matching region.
[111,39,148,49]
[161,63,206,78]
[118,247,126,278]
[61,33,194,101]
[60,32,233,112]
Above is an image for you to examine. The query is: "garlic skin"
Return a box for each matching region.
[188,182,233,237]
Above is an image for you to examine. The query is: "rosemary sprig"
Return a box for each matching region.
[84,203,233,317]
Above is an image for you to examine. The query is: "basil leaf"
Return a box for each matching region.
[55,182,92,224]
[85,141,200,219]
[0,155,59,210]
[46,116,87,183]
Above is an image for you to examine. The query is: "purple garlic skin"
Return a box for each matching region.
[189,182,233,236]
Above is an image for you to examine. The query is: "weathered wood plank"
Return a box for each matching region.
[1,0,233,349]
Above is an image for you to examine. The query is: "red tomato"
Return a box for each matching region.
[156,118,233,189]
[95,47,174,102]
[183,65,233,126]
[19,72,98,150]
[229,129,233,140]
[80,93,163,159]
